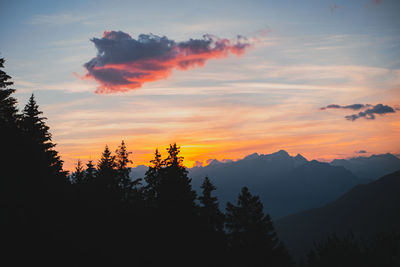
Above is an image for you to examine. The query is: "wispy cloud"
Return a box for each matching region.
[320,103,396,121]
[320,104,372,110]
[30,12,95,25]
[345,104,396,121]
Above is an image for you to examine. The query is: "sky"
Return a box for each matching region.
[1,0,399,171]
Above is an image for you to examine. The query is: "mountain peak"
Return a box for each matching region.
[271,150,290,158]
[244,152,260,160]
[207,159,221,166]
[295,153,307,161]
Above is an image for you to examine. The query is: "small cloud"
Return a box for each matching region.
[345,104,395,121]
[356,150,367,154]
[321,103,396,121]
[320,103,371,110]
[30,13,94,25]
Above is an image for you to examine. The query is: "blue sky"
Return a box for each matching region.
[1,0,399,170]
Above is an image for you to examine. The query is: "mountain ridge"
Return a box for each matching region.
[275,170,400,261]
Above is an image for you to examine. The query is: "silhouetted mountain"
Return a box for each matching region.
[275,170,400,261]
[331,153,400,181]
[130,164,147,179]
[190,150,359,219]
[130,151,398,220]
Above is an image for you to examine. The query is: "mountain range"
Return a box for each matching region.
[130,151,399,219]
[331,153,400,181]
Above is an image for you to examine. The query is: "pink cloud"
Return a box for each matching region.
[83,31,252,93]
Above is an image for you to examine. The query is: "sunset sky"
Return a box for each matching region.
[1,0,399,171]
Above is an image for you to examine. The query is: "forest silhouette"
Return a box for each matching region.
[1,57,399,266]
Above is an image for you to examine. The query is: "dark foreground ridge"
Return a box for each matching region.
[276,170,400,262]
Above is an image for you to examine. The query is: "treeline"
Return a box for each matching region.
[66,142,294,267]
[1,58,292,267]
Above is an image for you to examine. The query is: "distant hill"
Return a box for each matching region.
[275,170,400,261]
[189,150,359,219]
[331,153,400,181]
[130,164,147,180]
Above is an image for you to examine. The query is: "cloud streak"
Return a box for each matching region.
[320,104,371,110]
[83,31,252,93]
[321,103,396,121]
[345,104,395,121]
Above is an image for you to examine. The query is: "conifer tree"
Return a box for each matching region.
[226,187,293,267]
[116,141,132,188]
[144,148,163,204]
[85,160,96,182]
[0,58,24,216]
[21,94,66,179]
[158,143,197,212]
[96,145,117,188]
[0,58,19,125]
[71,160,85,184]
[0,58,21,174]
[199,176,224,232]
[115,140,141,202]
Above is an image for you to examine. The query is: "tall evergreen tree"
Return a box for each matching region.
[0,58,20,175]
[96,145,117,188]
[144,148,163,204]
[158,143,197,212]
[97,145,116,174]
[225,187,293,267]
[199,176,224,232]
[21,94,66,180]
[116,141,132,188]
[0,58,19,125]
[0,58,22,179]
[115,140,141,202]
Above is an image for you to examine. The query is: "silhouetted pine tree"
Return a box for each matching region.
[21,94,67,180]
[158,143,197,212]
[0,58,26,263]
[226,187,293,267]
[96,145,117,190]
[0,58,19,125]
[196,176,227,267]
[0,58,20,176]
[115,140,142,203]
[0,58,23,183]
[97,145,116,174]
[85,160,96,182]
[71,160,85,184]
[144,148,163,206]
[199,176,224,232]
